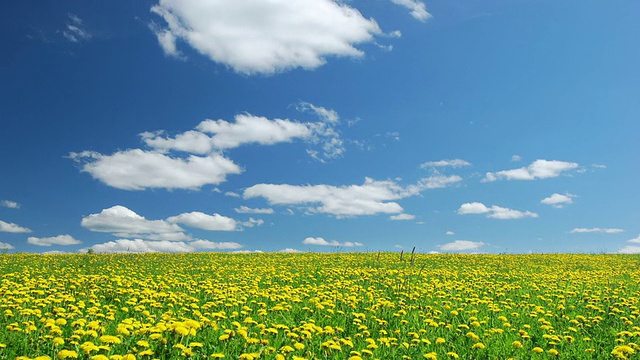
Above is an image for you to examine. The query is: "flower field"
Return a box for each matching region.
[0,253,639,360]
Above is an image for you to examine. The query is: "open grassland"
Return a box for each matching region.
[1,253,639,359]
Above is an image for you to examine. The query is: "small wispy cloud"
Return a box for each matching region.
[389,0,432,21]
[1,200,20,209]
[437,240,484,252]
[570,228,624,234]
[540,193,576,208]
[0,220,31,233]
[63,14,91,43]
[390,213,415,221]
[484,159,578,182]
[420,159,470,169]
[234,206,274,214]
[457,202,538,220]
[618,234,640,254]
[303,237,363,247]
[27,235,82,247]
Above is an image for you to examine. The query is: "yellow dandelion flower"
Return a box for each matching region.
[532,347,544,353]
[472,342,485,350]
[423,352,437,359]
[99,335,121,345]
[548,349,559,356]
[57,350,79,359]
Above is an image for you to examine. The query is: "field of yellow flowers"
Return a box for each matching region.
[0,253,639,359]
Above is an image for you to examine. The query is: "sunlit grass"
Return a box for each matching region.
[0,253,639,359]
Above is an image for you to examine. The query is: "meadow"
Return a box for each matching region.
[0,252,639,359]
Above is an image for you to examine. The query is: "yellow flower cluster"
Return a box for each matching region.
[0,253,638,359]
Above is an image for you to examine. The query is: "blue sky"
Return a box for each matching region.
[1,0,638,254]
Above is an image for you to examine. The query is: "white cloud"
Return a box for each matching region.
[0,242,14,250]
[418,175,462,189]
[141,112,344,162]
[73,107,350,190]
[140,130,213,154]
[63,14,91,43]
[394,244,404,249]
[389,0,431,21]
[437,240,485,252]
[82,238,242,253]
[511,155,522,162]
[224,191,241,198]
[570,228,624,234]
[488,206,539,220]
[150,0,384,74]
[278,248,303,253]
[188,240,243,250]
[70,150,241,191]
[627,235,640,244]
[244,178,401,217]
[458,202,538,219]
[149,24,182,58]
[245,176,459,217]
[297,102,339,124]
[235,206,274,214]
[83,239,191,253]
[231,249,264,254]
[167,212,238,231]
[0,220,32,233]
[1,200,20,209]
[540,193,576,208]
[420,159,470,168]
[484,159,579,182]
[303,237,363,247]
[240,218,264,228]
[457,202,490,215]
[618,246,640,254]
[385,132,400,141]
[196,114,313,149]
[81,206,186,239]
[390,214,415,221]
[592,164,607,169]
[27,235,82,247]
[446,231,454,235]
